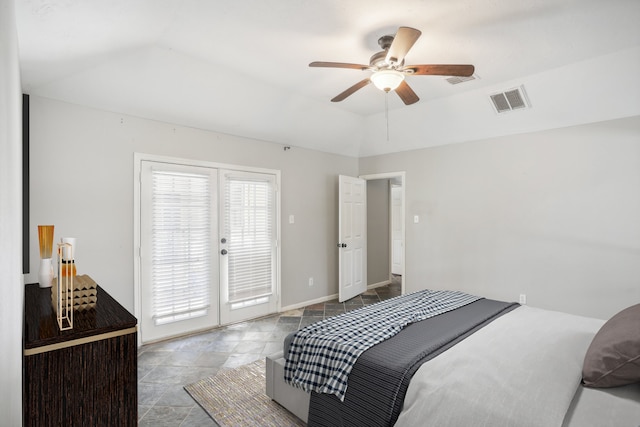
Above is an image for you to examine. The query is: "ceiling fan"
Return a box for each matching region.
[310,27,475,105]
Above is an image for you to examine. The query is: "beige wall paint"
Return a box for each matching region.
[360,116,640,320]
[27,96,358,311]
[367,179,391,285]
[0,0,24,424]
[26,96,640,324]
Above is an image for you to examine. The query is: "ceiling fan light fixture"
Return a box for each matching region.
[370,70,405,92]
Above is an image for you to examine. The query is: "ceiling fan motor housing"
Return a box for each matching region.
[370,51,388,68]
[370,35,400,69]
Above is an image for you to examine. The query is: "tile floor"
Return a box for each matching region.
[137,279,401,426]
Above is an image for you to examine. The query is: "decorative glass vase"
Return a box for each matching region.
[38,225,55,288]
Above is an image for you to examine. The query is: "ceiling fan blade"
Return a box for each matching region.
[405,64,475,77]
[310,61,369,70]
[385,27,422,66]
[395,80,419,105]
[331,78,371,102]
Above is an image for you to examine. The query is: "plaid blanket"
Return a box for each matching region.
[284,289,481,401]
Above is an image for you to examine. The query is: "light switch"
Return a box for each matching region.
[413,215,419,224]
[289,215,295,224]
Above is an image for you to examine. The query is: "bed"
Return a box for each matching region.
[265,289,640,426]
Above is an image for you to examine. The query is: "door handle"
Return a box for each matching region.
[337,243,347,248]
[221,249,228,255]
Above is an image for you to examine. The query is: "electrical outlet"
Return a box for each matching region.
[519,294,527,305]
[308,277,314,287]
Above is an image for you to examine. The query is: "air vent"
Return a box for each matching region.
[446,74,477,85]
[489,85,530,114]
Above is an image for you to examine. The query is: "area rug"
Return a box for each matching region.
[184,358,306,427]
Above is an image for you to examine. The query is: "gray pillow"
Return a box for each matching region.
[582,303,640,388]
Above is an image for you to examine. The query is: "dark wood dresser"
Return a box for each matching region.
[23,283,138,426]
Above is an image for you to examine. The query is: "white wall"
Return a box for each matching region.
[360,116,640,320]
[27,96,358,312]
[0,0,24,424]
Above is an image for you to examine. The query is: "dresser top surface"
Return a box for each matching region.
[24,283,137,349]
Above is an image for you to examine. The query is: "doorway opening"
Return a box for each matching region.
[360,172,405,295]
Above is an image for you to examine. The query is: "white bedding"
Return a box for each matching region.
[396,306,606,427]
[267,304,640,426]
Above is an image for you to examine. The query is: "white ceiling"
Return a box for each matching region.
[15,0,640,157]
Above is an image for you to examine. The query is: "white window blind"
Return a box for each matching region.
[224,174,275,304]
[151,169,211,325]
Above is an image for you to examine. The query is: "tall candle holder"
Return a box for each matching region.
[54,242,74,330]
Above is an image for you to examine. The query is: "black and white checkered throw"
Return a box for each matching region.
[284,289,481,401]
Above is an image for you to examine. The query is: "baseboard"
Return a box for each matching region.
[279,280,392,313]
[367,280,391,290]
[280,293,339,313]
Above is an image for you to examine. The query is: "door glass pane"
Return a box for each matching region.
[151,169,211,325]
[223,174,275,304]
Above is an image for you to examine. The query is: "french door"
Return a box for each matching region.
[137,158,279,343]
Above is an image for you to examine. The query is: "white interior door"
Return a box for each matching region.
[338,175,367,302]
[219,170,278,324]
[391,185,403,275]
